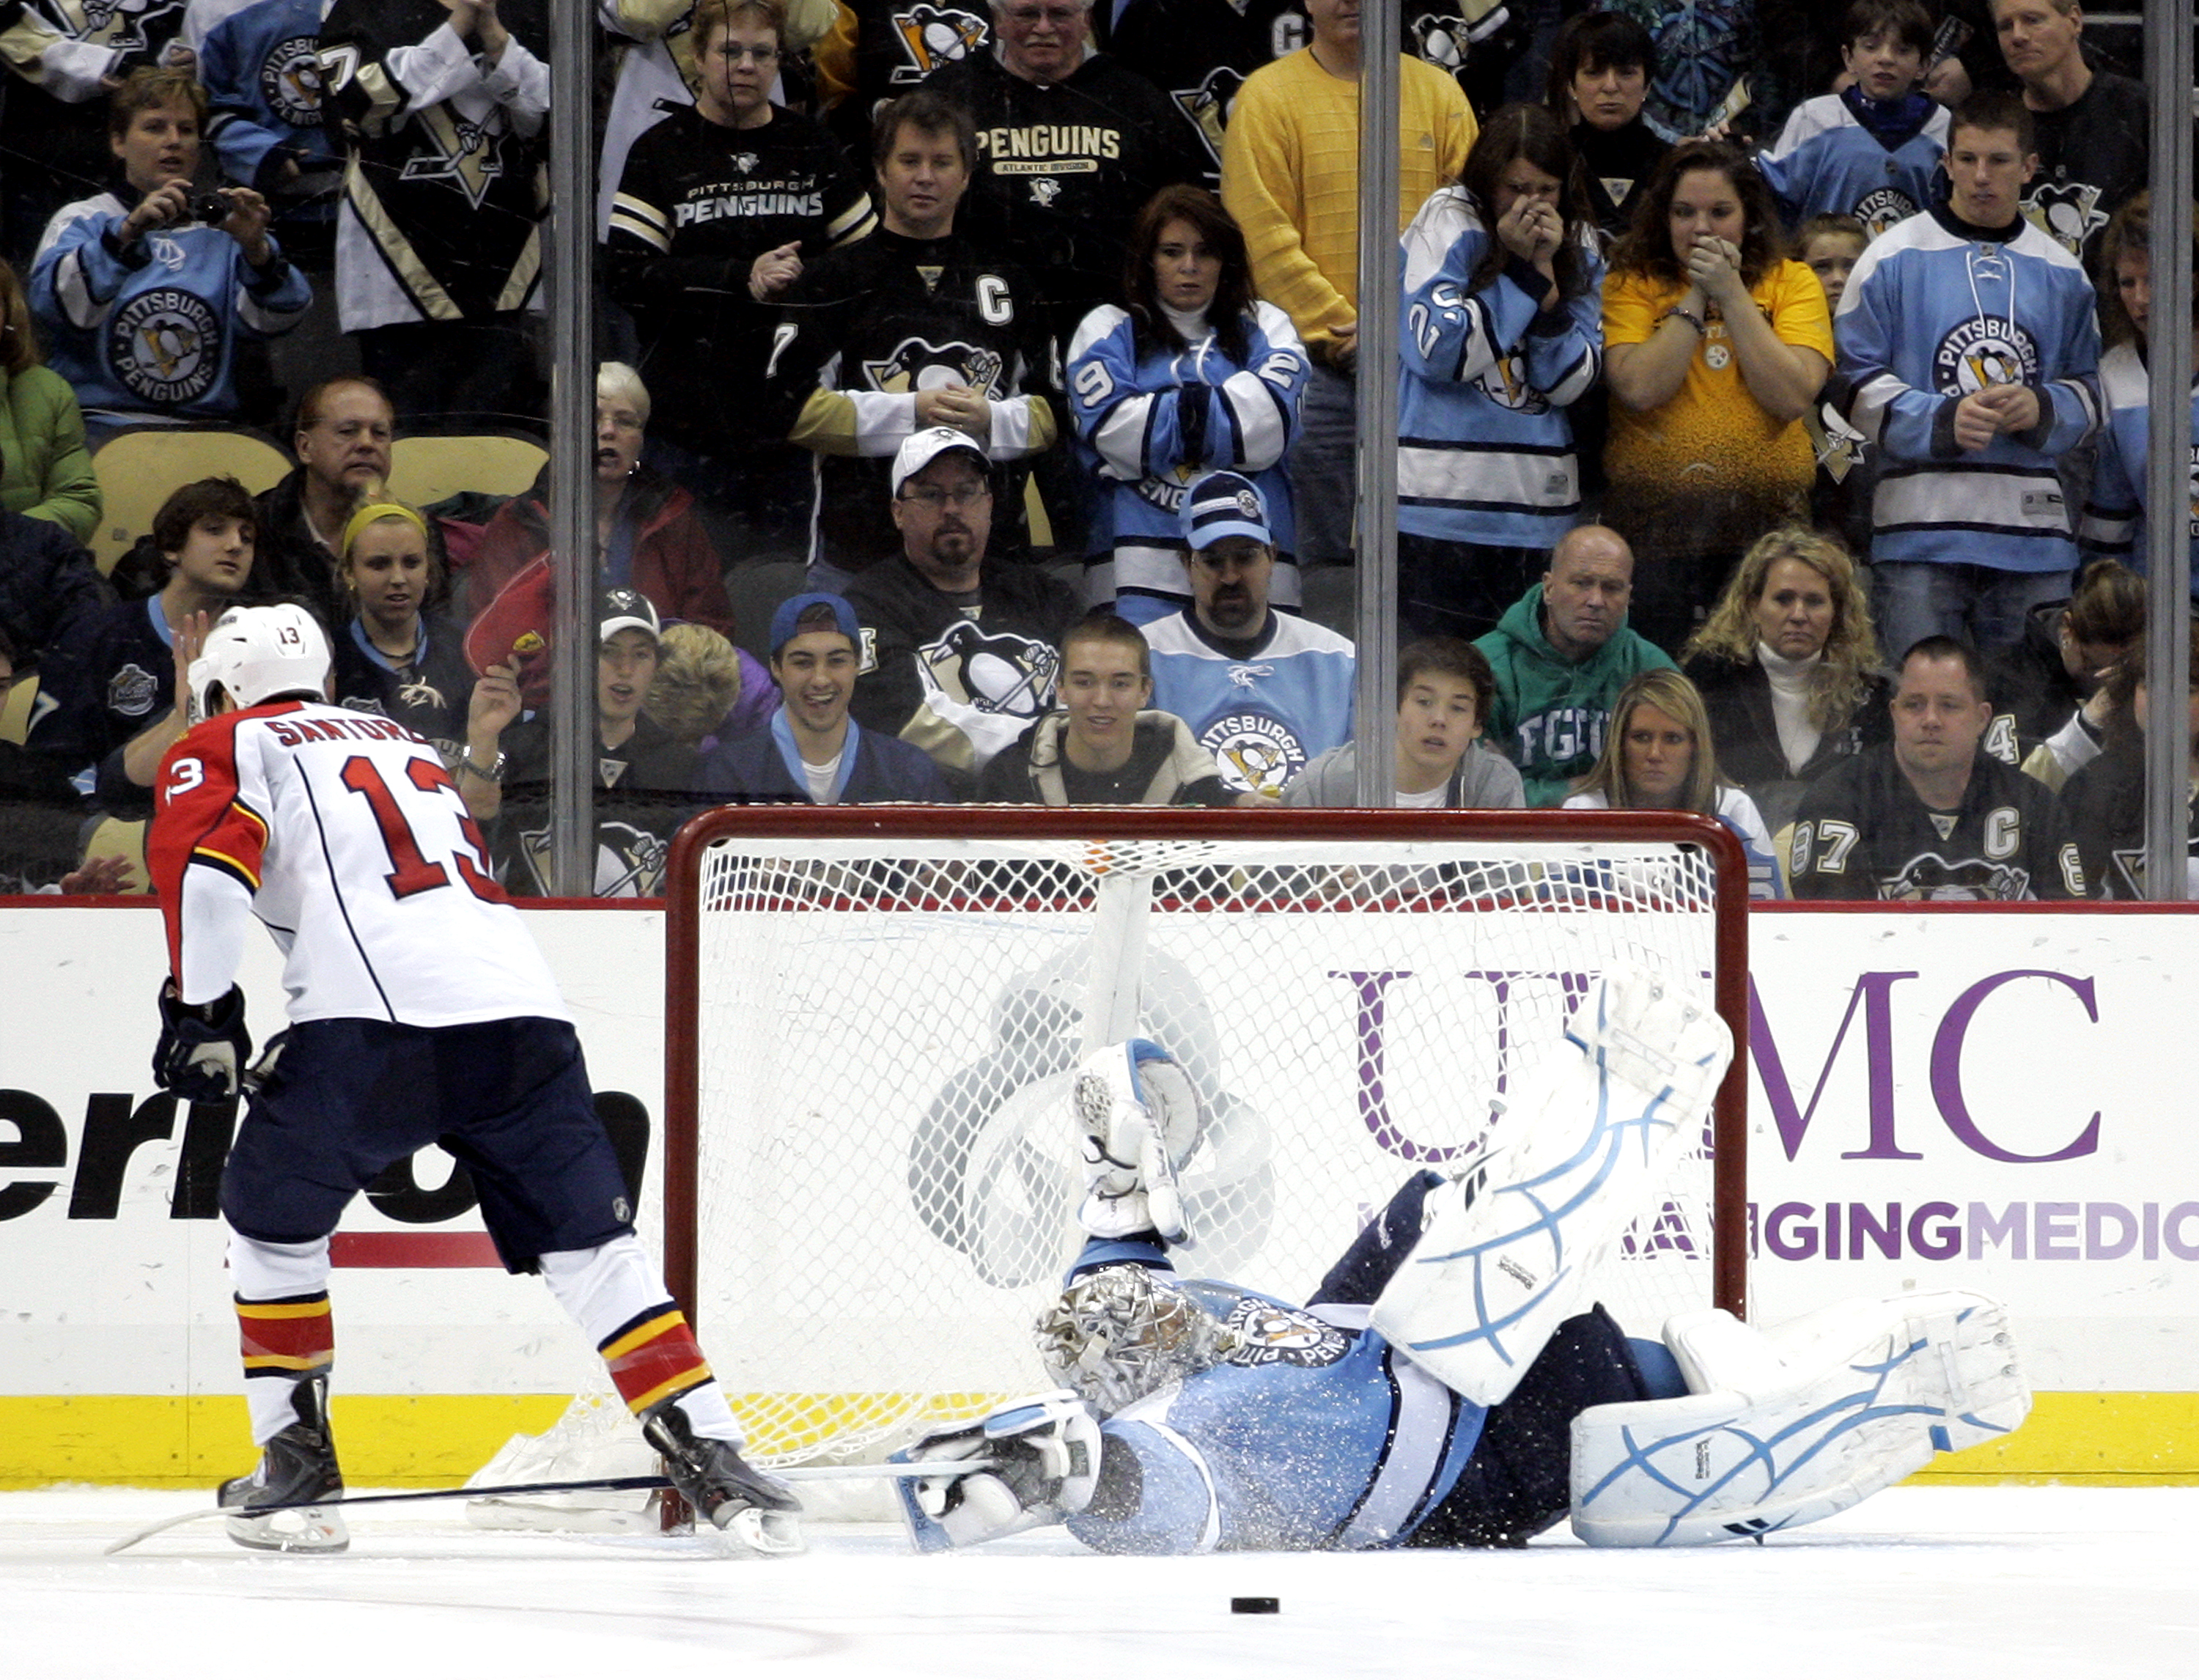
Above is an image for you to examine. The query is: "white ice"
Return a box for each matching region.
[2,1486,2191,1679]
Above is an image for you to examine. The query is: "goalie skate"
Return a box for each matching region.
[1571,1290,2030,1547]
[1368,962,1731,1405]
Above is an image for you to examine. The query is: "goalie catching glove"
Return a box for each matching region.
[154,981,252,1104]
[1075,1039,1201,1242]
[891,1389,1101,1552]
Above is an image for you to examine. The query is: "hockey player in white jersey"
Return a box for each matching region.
[895,966,2030,1552]
[147,604,799,1555]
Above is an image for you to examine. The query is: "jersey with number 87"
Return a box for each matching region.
[150,701,569,1024]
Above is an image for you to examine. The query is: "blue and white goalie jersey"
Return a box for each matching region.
[1068,1284,1485,1554]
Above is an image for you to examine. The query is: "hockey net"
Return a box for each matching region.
[659,806,1749,1475]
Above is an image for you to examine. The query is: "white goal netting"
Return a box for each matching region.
[673,819,1744,1473]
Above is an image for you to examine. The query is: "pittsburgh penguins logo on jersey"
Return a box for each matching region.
[62,0,185,56]
[892,4,988,85]
[861,335,1006,397]
[1199,709,1308,796]
[519,819,671,898]
[1932,314,2038,395]
[1852,184,1918,240]
[916,621,1061,723]
[400,109,505,209]
[108,661,160,719]
[1221,1299,1352,1368]
[1479,350,1550,414]
[1878,852,2029,902]
[2022,179,2107,257]
[1410,12,1472,83]
[259,33,325,130]
[108,287,221,407]
[1029,177,1061,207]
[1173,66,1246,169]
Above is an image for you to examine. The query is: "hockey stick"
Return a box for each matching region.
[105,1460,998,1555]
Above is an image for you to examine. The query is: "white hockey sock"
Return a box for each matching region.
[539,1236,743,1444]
[229,1232,335,1445]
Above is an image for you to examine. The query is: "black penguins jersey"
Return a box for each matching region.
[764,226,1061,570]
[922,50,1204,317]
[1789,745,2087,902]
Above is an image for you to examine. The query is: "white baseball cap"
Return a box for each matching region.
[891,427,990,498]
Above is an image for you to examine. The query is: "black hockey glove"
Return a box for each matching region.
[154,981,253,1104]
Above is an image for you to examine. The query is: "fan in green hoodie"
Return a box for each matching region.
[1470,524,1675,806]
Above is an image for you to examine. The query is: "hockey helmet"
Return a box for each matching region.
[188,604,331,721]
[1034,1265,1242,1415]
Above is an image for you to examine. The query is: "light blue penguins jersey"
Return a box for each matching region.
[1836,205,2100,574]
[1067,301,1307,610]
[1141,609,1355,797]
[1065,1283,1487,1554]
[2079,342,2199,592]
[31,194,310,424]
[1396,187,1603,549]
[195,0,345,211]
[1759,94,1950,241]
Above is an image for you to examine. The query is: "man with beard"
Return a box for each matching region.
[1138,470,1353,801]
[842,427,1078,791]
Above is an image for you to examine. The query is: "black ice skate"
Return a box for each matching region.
[218,1377,348,1553]
[641,1403,803,1555]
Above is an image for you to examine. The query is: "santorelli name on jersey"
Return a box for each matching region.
[263,712,425,748]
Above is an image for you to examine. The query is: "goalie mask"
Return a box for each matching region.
[188,604,331,721]
[1034,1266,1241,1416]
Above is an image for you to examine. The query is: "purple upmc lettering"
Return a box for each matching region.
[1750,971,1919,1163]
[1929,972,2102,1163]
[1750,969,2102,1165]
[1331,968,1591,1165]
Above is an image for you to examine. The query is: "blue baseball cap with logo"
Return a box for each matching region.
[769,591,862,658]
[1179,470,1272,551]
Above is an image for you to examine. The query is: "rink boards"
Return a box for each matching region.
[1,900,2195,1486]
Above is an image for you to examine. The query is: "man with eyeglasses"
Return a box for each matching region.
[923,0,1201,330]
[251,376,400,627]
[843,425,1078,789]
[609,0,877,561]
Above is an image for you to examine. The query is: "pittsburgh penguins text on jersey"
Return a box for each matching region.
[1789,744,2086,902]
[608,102,876,454]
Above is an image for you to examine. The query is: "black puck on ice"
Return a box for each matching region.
[1231,1596,1281,1615]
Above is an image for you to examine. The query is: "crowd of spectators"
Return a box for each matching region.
[0,0,2189,904]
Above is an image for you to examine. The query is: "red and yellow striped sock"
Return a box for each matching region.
[599,1301,714,1417]
[237,1292,335,1445]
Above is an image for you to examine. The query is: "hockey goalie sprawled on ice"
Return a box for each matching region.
[894,962,2031,1552]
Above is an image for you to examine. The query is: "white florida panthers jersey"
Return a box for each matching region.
[151,699,570,1025]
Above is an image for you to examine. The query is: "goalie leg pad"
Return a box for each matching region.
[1075,1040,1202,1243]
[1369,962,1731,1405]
[1569,1291,2030,1547]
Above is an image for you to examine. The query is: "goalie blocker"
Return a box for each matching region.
[892,970,2030,1553]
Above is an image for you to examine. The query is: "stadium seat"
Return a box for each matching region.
[89,427,292,575]
[388,434,548,509]
[0,670,35,745]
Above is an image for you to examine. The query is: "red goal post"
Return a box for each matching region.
[663,806,1749,1468]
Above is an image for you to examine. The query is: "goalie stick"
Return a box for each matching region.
[105,1460,1000,1555]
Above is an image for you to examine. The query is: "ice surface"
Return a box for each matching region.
[2,1486,2190,1679]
